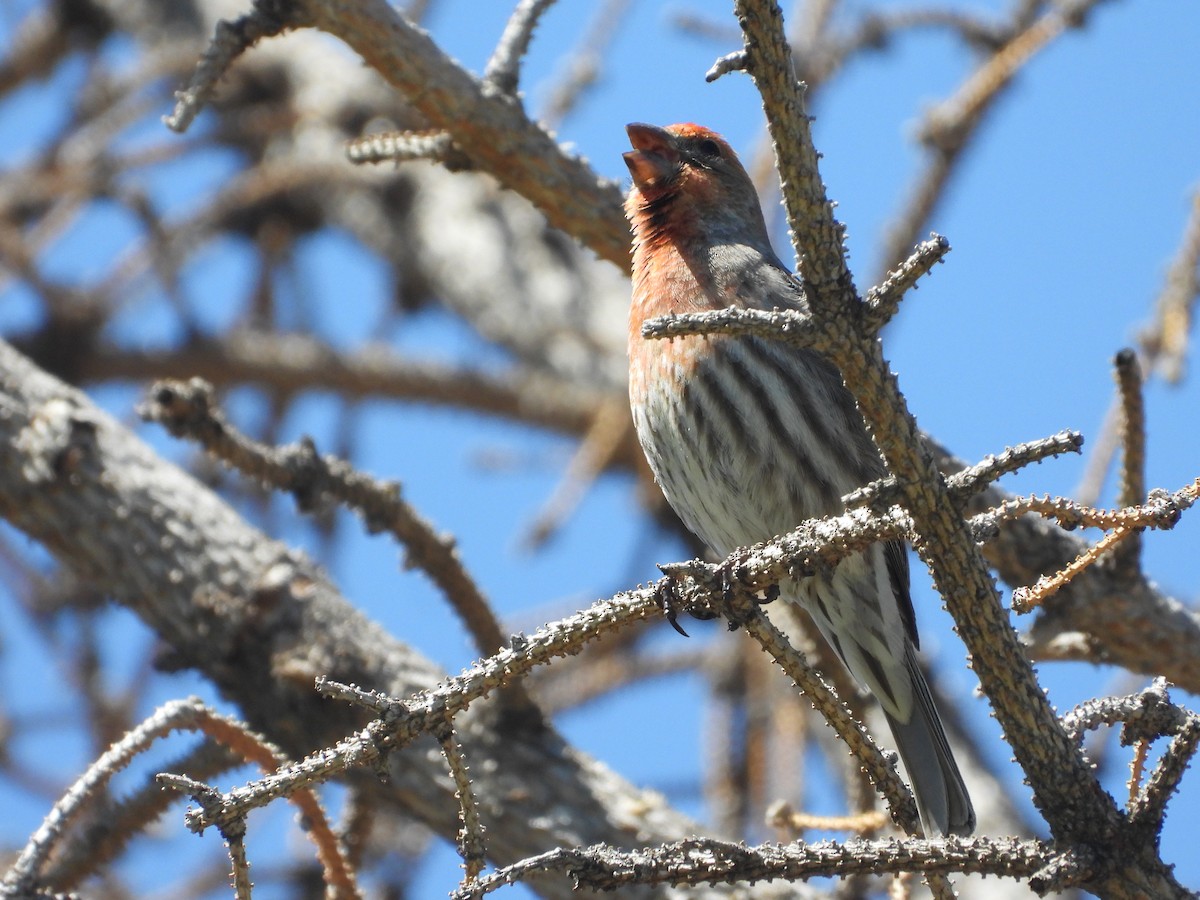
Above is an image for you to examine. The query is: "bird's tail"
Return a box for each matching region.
[883,649,976,837]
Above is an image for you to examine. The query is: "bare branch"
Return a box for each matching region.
[1129,717,1200,832]
[879,0,1114,276]
[728,3,1144,885]
[483,0,560,95]
[2,698,360,900]
[1058,680,1200,837]
[0,338,746,900]
[225,815,253,900]
[732,0,852,295]
[1011,526,1136,612]
[918,5,1083,151]
[42,741,244,890]
[845,430,1084,512]
[1127,737,1150,807]
[1059,679,1187,744]
[642,305,822,347]
[705,50,749,82]
[182,589,662,834]
[1112,349,1147,571]
[540,0,633,128]
[659,562,920,833]
[766,801,889,835]
[345,129,473,170]
[434,721,488,889]
[521,397,631,550]
[1006,479,1198,611]
[3,699,209,895]
[165,7,292,133]
[862,234,951,333]
[1140,186,1200,382]
[1079,190,1200,503]
[75,333,612,447]
[452,835,1063,898]
[291,0,630,269]
[140,377,511,665]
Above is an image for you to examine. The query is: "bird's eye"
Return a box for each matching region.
[697,139,722,158]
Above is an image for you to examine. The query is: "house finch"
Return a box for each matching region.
[623,122,975,837]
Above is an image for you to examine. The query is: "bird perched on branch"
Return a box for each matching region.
[622,121,974,837]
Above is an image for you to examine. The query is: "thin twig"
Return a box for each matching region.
[1011,526,1136,613]
[845,430,1083,512]
[1060,679,1186,744]
[165,7,292,132]
[42,741,244,889]
[449,835,1063,899]
[659,560,920,833]
[484,0,560,95]
[672,11,739,43]
[261,0,637,268]
[195,710,362,899]
[861,234,951,333]
[841,8,1004,57]
[183,589,664,833]
[336,789,377,873]
[706,50,749,81]
[140,379,510,663]
[225,817,253,900]
[1140,187,1200,383]
[1008,478,1199,612]
[521,397,631,549]
[1080,189,1200,501]
[0,3,78,99]
[1127,738,1150,807]
[433,720,487,888]
[879,0,1112,277]
[877,152,958,283]
[732,0,852,294]
[345,129,473,170]
[1112,349,1146,571]
[979,481,1197,535]
[540,0,632,128]
[642,305,821,346]
[766,801,889,835]
[1,699,207,895]
[1129,717,1200,832]
[1075,398,1123,507]
[80,333,610,450]
[533,646,712,714]
[919,10,1071,150]
[1,698,360,899]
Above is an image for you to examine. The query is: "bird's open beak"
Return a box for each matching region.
[624,123,681,190]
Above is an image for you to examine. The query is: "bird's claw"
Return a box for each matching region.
[654,576,691,637]
[656,561,723,635]
[666,609,690,637]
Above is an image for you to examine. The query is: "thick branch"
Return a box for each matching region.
[732,0,853,297]
[729,4,1187,896]
[288,0,630,269]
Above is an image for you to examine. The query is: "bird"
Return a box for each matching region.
[622,121,975,837]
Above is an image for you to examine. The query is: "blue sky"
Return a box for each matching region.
[1,0,1198,896]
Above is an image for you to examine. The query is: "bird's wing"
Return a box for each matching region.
[884,539,919,648]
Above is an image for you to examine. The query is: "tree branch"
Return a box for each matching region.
[0,338,735,900]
